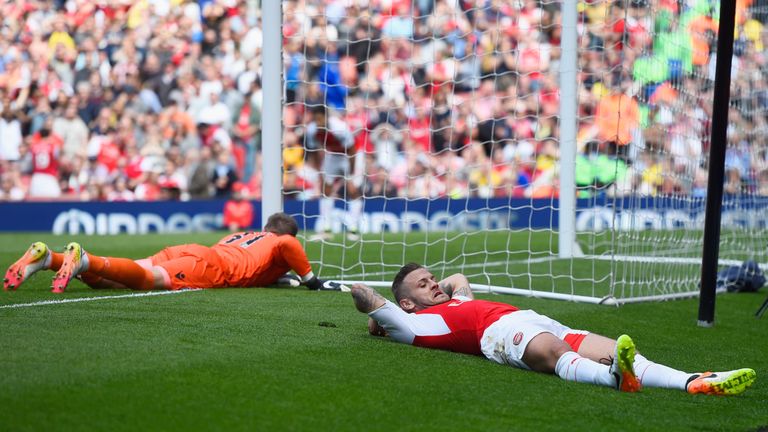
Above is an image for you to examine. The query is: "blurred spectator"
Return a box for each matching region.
[594,86,640,149]
[0,170,24,201]
[232,78,261,182]
[187,146,213,200]
[27,118,62,198]
[212,150,238,198]
[159,179,183,201]
[363,159,399,198]
[0,0,766,204]
[0,101,23,162]
[222,182,254,230]
[369,122,403,170]
[134,171,163,201]
[53,103,89,163]
[305,105,360,238]
[197,91,231,129]
[106,177,135,202]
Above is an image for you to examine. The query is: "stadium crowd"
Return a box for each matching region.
[1,0,767,202]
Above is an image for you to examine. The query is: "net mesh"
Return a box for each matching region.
[580,0,768,300]
[280,0,768,302]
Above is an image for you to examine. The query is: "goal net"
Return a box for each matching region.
[278,0,768,304]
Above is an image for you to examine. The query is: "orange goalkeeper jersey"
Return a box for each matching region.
[212,231,313,287]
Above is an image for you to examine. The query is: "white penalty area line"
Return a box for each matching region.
[0,289,201,309]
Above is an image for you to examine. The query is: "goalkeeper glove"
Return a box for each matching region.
[305,277,350,292]
[276,273,301,287]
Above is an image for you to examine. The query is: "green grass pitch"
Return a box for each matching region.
[1,232,767,431]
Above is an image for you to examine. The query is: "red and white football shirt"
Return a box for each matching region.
[369,296,519,356]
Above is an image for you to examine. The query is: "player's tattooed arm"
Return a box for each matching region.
[350,283,387,313]
[439,273,474,299]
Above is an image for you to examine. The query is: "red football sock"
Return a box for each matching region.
[86,255,156,290]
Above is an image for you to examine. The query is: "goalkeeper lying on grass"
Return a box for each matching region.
[350,263,757,396]
[4,213,344,293]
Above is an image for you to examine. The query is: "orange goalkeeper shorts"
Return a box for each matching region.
[149,244,227,290]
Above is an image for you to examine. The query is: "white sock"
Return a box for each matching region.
[347,199,363,232]
[555,351,616,387]
[319,197,335,232]
[82,252,90,271]
[634,354,691,390]
[43,252,53,269]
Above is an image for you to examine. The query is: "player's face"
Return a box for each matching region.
[401,268,450,312]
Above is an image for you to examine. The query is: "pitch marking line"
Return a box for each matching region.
[0,289,201,309]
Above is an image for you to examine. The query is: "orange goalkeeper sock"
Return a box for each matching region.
[86,255,156,290]
[78,272,105,287]
[48,252,64,270]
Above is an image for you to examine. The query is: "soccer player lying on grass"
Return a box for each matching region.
[350,263,757,396]
[4,213,344,293]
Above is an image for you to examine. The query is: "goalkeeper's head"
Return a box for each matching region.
[264,212,299,237]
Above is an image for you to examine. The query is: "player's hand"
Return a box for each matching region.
[367,317,388,337]
[276,274,301,287]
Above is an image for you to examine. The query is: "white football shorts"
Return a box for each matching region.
[480,310,588,370]
[322,153,364,187]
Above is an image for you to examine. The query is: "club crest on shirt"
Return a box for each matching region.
[513,332,524,346]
